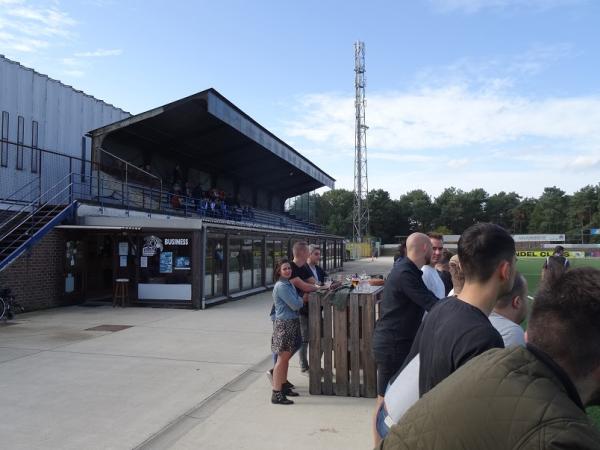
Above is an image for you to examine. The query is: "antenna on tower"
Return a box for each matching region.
[353,41,369,243]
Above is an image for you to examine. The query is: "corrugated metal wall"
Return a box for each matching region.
[0,55,130,199]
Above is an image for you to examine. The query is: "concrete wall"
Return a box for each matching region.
[0,230,67,311]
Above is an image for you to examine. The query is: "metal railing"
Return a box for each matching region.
[1,138,326,234]
[0,172,74,244]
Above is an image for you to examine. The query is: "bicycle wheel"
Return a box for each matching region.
[0,297,7,321]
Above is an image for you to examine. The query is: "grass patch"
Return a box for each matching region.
[517,257,600,429]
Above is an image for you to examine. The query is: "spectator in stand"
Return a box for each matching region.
[375,223,514,442]
[172,163,184,185]
[379,267,600,449]
[448,254,464,296]
[270,259,303,405]
[170,184,182,209]
[421,233,446,299]
[489,273,528,347]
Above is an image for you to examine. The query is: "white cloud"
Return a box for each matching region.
[447,158,470,169]
[283,79,600,198]
[74,49,123,57]
[0,0,76,53]
[285,87,600,153]
[428,0,586,13]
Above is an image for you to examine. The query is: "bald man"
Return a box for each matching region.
[372,233,440,399]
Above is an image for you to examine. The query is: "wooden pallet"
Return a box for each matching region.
[308,285,383,398]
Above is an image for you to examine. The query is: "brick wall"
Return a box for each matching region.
[0,229,71,311]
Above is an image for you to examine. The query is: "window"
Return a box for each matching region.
[1,111,8,167]
[229,238,242,293]
[205,234,225,299]
[80,136,87,181]
[16,115,24,170]
[31,121,39,173]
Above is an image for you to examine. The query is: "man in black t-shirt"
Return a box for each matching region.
[376,223,516,442]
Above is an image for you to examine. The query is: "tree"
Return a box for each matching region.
[567,185,599,243]
[512,197,537,234]
[398,190,437,232]
[486,191,521,232]
[367,189,408,243]
[314,189,354,237]
[434,187,488,233]
[528,187,569,233]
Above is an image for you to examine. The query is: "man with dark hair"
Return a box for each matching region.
[544,244,571,270]
[489,272,528,347]
[379,267,600,449]
[375,223,514,442]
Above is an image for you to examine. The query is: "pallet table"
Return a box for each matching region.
[308,285,384,398]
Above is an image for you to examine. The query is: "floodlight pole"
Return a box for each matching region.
[353,41,370,244]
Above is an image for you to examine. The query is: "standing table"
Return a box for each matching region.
[308,285,384,398]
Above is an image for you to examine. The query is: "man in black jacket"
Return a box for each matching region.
[372,232,439,398]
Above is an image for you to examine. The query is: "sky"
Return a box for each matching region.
[1,0,600,200]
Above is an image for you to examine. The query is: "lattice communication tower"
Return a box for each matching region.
[353,41,369,243]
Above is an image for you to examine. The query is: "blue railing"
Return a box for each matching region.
[71,174,325,234]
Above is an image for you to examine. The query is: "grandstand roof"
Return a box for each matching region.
[89,88,335,197]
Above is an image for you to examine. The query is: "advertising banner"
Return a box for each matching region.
[516,250,585,258]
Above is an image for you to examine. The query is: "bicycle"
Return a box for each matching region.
[0,288,24,321]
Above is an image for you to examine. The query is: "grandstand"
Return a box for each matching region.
[1,81,343,310]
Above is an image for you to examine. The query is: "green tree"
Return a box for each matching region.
[528,187,569,233]
[314,189,354,237]
[512,197,537,234]
[434,187,488,233]
[398,189,437,232]
[367,189,408,243]
[567,185,600,243]
[486,191,521,231]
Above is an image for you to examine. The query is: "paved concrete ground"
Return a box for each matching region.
[0,257,393,450]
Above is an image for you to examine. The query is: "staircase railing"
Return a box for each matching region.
[0,172,74,243]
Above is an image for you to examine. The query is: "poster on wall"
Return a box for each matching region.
[174,256,191,270]
[160,252,173,273]
[118,242,129,256]
[140,256,148,268]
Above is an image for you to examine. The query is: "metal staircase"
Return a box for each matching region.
[0,174,77,273]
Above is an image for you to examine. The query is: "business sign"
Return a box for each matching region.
[512,234,565,242]
[164,238,189,246]
[591,228,600,236]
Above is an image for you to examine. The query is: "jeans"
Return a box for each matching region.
[298,314,309,369]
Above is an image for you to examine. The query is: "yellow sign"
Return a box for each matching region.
[516,250,584,258]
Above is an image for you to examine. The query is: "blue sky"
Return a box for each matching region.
[2,0,600,199]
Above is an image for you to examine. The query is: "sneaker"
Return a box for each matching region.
[282,380,295,390]
[271,390,294,405]
[283,387,299,397]
[266,369,273,385]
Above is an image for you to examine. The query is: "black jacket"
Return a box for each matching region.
[372,258,439,362]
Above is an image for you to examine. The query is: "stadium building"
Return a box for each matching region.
[0,55,343,310]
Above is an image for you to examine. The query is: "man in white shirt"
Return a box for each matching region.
[421,233,445,299]
[489,272,528,347]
